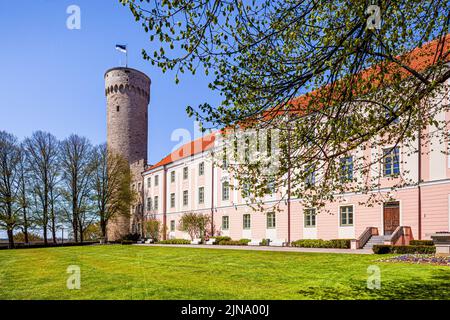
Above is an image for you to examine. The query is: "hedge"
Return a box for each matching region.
[212,236,232,244]
[291,239,351,249]
[409,240,434,246]
[156,239,191,245]
[0,241,99,250]
[217,238,251,246]
[372,245,436,254]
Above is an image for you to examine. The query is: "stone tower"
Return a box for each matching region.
[104,67,151,240]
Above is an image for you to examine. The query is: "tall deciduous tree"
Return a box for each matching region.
[17,144,31,244]
[24,131,60,245]
[0,131,22,248]
[60,135,94,243]
[124,0,450,210]
[91,144,134,242]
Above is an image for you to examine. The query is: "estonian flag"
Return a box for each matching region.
[115,44,127,53]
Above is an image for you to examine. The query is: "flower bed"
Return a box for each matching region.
[378,254,450,266]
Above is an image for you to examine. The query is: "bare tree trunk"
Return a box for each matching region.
[7,229,14,249]
[50,198,56,244]
[79,219,84,243]
[23,208,29,244]
[100,216,107,242]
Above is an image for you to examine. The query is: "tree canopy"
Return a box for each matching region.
[123,0,450,210]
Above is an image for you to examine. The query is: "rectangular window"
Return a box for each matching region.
[147,177,151,188]
[198,187,204,204]
[170,171,175,183]
[183,167,188,180]
[243,214,251,229]
[340,156,353,182]
[155,175,159,186]
[170,220,175,232]
[183,190,188,206]
[304,208,316,227]
[154,196,159,210]
[170,193,175,208]
[267,177,276,194]
[242,183,250,198]
[305,166,315,186]
[340,205,354,226]
[222,181,230,201]
[222,152,229,169]
[199,162,204,176]
[383,147,400,177]
[222,216,229,230]
[146,197,152,211]
[385,105,400,124]
[267,212,276,229]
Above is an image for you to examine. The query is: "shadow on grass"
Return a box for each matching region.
[296,269,450,300]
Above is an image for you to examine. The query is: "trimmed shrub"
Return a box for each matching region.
[290,239,351,249]
[217,239,251,246]
[219,240,244,246]
[156,239,191,245]
[330,239,352,249]
[373,245,436,254]
[121,240,133,245]
[239,238,251,245]
[409,240,434,246]
[213,236,232,245]
[372,245,392,254]
[260,239,269,246]
[122,233,141,242]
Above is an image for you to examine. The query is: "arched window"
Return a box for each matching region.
[116,105,120,112]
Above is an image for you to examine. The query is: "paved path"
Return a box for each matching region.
[136,243,373,254]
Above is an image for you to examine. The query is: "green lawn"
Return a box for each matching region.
[0,245,448,299]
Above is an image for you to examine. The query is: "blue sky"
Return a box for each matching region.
[0,0,221,165]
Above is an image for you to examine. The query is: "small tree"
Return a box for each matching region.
[178,212,211,241]
[145,216,161,241]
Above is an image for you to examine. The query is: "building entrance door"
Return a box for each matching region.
[383,202,400,235]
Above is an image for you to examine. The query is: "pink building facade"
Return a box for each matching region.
[140,91,450,246]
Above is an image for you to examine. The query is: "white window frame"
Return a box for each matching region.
[243,214,251,229]
[304,208,316,227]
[340,205,354,227]
[198,187,204,204]
[183,190,188,206]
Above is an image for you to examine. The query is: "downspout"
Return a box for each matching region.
[287,118,292,244]
[163,165,167,240]
[287,167,291,244]
[418,128,422,240]
[211,155,215,236]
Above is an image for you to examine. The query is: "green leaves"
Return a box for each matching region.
[123,0,450,210]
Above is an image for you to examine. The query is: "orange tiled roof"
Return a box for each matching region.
[146,35,449,171]
[145,132,217,171]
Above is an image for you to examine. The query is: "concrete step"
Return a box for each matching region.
[362,235,391,249]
